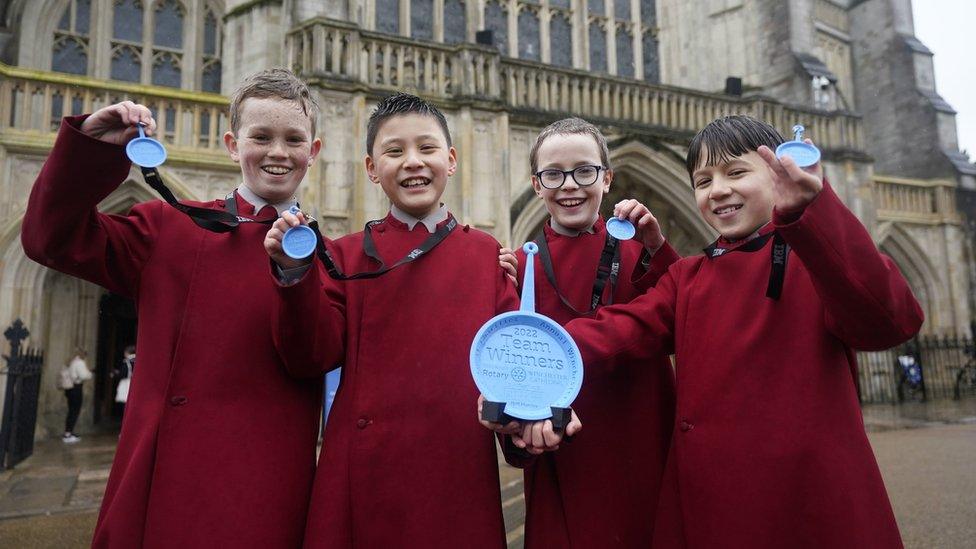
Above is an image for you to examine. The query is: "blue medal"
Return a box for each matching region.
[775,124,821,168]
[470,242,583,427]
[125,124,167,168]
[281,206,318,259]
[606,217,636,240]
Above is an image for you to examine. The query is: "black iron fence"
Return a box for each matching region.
[857,335,976,404]
[0,319,44,469]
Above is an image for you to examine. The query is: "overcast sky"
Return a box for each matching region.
[913,0,975,160]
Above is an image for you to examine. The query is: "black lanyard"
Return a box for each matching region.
[141,166,456,279]
[703,231,790,300]
[141,167,276,232]
[534,229,621,315]
[309,215,457,280]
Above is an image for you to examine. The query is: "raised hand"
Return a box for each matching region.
[756,141,824,215]
[80,101,157,146]
[264,209,312,269]
[613,198,665,251]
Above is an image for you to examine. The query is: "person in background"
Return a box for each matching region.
[59,347,92,443]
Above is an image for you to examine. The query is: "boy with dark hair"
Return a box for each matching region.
[22,68,329,547]
[265,92,578,547]
[563,115,922,548]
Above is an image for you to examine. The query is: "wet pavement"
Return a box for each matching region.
[2,400,975,548]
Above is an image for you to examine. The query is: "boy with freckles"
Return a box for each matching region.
[563,116,922,548]
[21,69,330,547]
[265,93,580,548]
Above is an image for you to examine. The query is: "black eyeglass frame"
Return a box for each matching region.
[533,165,607,190]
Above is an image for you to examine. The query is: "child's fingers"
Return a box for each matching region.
[757,145,795,183]
[541,420,562,448]
[566,410,583,436]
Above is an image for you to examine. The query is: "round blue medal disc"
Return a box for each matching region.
[470,312,583,420]
[775,141,821,168]
[281,225,317,259]
[125,125,167,168]
[606,217,636,240]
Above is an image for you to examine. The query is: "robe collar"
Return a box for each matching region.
[703,222,776,259]
[236,183,298,216]
[388,204,449,233]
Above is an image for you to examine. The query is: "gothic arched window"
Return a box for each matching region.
[642,31,659,83]
[589,21,607,73]
[484,1,508,56]
[202,8,222,92]
[376,0,400,35]
[52,0,92,75]
[411,0,434,40]
[549,12,572,68]
[517,6,541,61]
[444,0,466,44]
[616,25,634,78]
[614,0,630,20]
[151,0,184,87]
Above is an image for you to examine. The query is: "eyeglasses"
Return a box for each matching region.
[534,165,606,189]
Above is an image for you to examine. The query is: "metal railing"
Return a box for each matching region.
[857,335,976,404]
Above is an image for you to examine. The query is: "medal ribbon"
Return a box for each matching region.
[534,229,621,316]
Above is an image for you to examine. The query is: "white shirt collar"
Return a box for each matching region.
[390,204,449,233]
[549,216,597,237]
[236,184,298,215]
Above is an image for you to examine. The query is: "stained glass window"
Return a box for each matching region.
[485,1,508,55]
[550,14,572,68]
[154,0,184,49]
[203,61,221,93]
[204,11,218,55]
[616,27,633,77]
[615,0,630,20]
[52,37,88,75]
[642,32,659,83]
[444,0,466,44]
[518,9,540,61]
[640,0,655,27]
[152,52,181,87]
[589,23,607,73]
[111,45,142,82]
[114,0,144,42]
[376,0,400,35]
[411,0,434,40]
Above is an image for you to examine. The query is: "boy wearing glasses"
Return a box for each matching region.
[488,118,680,546]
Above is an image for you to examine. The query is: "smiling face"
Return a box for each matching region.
[366,113,457,219]
[223,97,321,204]
[532,133,611,231]
[691,149,776,240]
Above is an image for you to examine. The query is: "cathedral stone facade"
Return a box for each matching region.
[0,0,973,436]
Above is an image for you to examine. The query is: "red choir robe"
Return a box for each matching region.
[562,183,922,549]
[272,215,520,548]
[21,117,327,548]
[510,218,679,547]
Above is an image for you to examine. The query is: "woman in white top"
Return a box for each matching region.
[59,347,92,443]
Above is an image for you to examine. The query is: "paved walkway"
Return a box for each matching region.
[2,399,975,548]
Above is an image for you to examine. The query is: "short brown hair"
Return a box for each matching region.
[229,68,319,137]
[529,117,611,173]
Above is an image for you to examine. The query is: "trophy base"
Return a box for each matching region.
[481,401,573,431]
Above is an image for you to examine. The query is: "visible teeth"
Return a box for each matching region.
[263,166,291,175]
[715,205,742,215]
[559,199,584,207]
[401,178,429,187]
